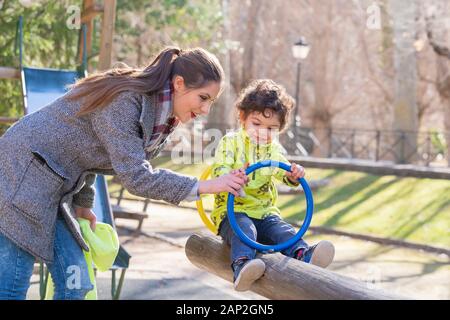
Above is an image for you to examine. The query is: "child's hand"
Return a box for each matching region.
[285,162,305,184]
[230,162,249,185]
[74,206,97,231]
[230,163,250,197]
[198,172,247,197]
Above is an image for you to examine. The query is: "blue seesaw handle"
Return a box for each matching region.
[227,160,314,253]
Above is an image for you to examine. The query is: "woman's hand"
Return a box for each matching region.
[198,170,249,197]
[74,206,97,231]
[285,162,305,184]
[230,162,249,184]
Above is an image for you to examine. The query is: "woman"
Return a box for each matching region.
[0,47,247,299]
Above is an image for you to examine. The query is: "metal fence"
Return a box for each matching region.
[279,126,449,167]
[1,118,448,168]
[166,122,449,168]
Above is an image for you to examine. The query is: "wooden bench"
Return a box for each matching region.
[112,204,148,232]
[110,185,149,232]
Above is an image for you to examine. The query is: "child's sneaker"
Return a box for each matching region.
[232,258,265,291]
[295,240,335,268]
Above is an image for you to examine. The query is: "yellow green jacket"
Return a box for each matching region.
[211,128,298,231]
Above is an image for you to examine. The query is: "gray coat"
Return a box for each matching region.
[0,91,197,263]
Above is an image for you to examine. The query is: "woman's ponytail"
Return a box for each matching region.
[138,46,181,92]
[67,46,224,116]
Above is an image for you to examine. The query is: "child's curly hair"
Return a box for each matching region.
[235,79,295,131]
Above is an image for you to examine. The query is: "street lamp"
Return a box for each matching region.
[292,37,310,126]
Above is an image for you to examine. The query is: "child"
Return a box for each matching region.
[211,79,335,291]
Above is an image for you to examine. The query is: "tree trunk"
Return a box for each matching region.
[241,0,261,88]
[436,58,450,166]
[445,102,450,167]
[390,0,419,163]
[310,1,333,157]
[206,0,235,131]
[426,0,450,166]
[446,104,450,167]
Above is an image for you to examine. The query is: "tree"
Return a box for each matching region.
[0,0,83,122]
[390,0,419,163]
[114,0,223,66]
[425,0,450,165]
[0,0,223,122]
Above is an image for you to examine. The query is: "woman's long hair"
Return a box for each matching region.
[66,46,224,116]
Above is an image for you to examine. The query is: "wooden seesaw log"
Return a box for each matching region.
[185,232,408,300]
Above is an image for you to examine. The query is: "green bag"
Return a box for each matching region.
[45,218,119,300]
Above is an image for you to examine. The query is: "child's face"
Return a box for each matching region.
[172,76,221,124]
[241,110,281,144]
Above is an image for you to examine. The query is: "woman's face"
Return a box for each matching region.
[172,76,221,124]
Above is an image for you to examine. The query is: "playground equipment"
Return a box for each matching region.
[227,160,313,252]
[15,16,88,115]
[185,232,406,300]
[196,160,314,253]
[192,160,408,299]
[196,166,218,234]
[9,8,130,300]
[0,0,117,89]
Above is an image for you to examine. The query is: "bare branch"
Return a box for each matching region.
[351,9,393,103]
[427,29,450,59]
[424,7,450,60]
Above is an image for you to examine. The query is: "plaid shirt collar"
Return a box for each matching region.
[144,80,180,153]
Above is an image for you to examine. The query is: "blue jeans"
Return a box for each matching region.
[0,215,93,300]
[219,212,309,263]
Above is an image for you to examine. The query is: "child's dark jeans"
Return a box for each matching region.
[218,212,309,262]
